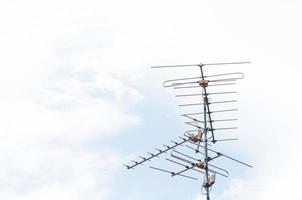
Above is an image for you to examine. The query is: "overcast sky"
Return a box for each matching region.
[0,0,302,200]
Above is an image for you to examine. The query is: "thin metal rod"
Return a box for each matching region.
[173,82,236,89]
[185,122,202,129]
[179,102,204,107]
[175,93,204,97]
[212,138,239,142]
[185,119,238,125]
[190,143,253,168]
[208,83,237,87]
[209,100,237,104]
[211,127,238,131]
[162,76,201,87]
[179,100,237,107]
[182,115,200,121]
[212,118,238,122]
[207,91,237,95]
[151,61,250,68]
[182,109,238,116]
[149,166,198,180]
[173,85,202,89]
[185,145,205,155]
[205,72,244,78]
[203,61,251,66]
[172,165,196,177]
[149,166,173,174]
[208,82,237,87]
[183,115,238,123]
[209,78,238,82]
[221,154,253,168]
[210,109,238,113]
[151,64,200,68]
[175,91,236,97]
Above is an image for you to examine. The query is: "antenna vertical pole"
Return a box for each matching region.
[204,96,210,200]
[200,65,210,200]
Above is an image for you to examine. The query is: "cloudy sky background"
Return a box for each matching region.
[0,0,302,200]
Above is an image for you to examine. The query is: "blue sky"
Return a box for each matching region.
[0,0,302,200]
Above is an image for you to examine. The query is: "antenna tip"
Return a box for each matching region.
[123,164,130,169]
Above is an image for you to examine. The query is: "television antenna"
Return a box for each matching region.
[124,62,252,200]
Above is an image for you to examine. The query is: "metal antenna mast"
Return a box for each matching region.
[124,61,252,200]
[200,65,211,200]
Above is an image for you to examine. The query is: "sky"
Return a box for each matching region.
[0,0,302,200]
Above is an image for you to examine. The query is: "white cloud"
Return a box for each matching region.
[0,1,144,199]
[0,145,119,200]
